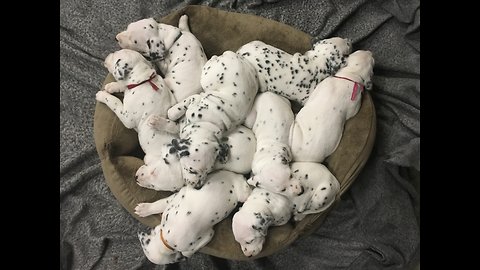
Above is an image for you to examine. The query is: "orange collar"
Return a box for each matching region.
[160,229,175,252]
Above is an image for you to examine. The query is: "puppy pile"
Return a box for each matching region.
[96,15,374,264]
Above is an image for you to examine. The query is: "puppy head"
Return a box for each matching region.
[104,49,155,83]
[135,152,183,192]
[342,50,375,90]
[177,138,220,189]
[232,210,273,257]
[138,226,184,265]
[248,164,303,197]
[290,162,340,215]
[313,37,353,57]
[116,18,166,61]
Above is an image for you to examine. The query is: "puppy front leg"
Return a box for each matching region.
[134,194,174,217]
[168,94,200,121]
[96,91,136,129]
[104,81,127,93]
[181,228,215,257]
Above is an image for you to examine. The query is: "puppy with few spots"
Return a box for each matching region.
[244,92,302,197]
[96,49,178,158]
[232,187,292,257]
[135,125,257,191]
[289,162,340,221]
[289,50,374,162]
[236,37,352,105]
[166,51,258,189]
[135,170,252,265]
[116,15,207,102]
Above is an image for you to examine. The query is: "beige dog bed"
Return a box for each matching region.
[94,5,376,260]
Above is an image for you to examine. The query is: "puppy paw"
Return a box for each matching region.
[104,82,125,93]
[95,91,110,103]
[147,115,179,134]
[135,203,153,217]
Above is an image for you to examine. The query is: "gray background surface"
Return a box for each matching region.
[60,0,420,269]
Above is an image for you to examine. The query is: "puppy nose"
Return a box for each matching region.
[135,175,138,180]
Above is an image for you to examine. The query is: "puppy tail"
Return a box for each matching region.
[178,15,190,32]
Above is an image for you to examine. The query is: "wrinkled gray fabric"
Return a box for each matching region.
[60,0,420,269]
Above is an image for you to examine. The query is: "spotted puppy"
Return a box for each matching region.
[236,37,352,106]
[289,50,374,162]
[289,162,340,221]
[166,51,258,188]
[135,125,257,192]
[135,170,252,265]
[96,49,178,157]
[116,15,207,102]
[244,92,302,197]
[232,187,292,257]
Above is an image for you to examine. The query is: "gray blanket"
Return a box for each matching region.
[60,0,420,269]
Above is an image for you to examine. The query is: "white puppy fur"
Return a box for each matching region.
[289,50,375,162]
[135,170,252,265]
[166,51,258,189]
[95,49,178,157]
[236,37,352,106]
[116,15,207,102]
[232,188,292,257]
[135,125,257,191]
[244,92,302,197]
[289,162,340,221]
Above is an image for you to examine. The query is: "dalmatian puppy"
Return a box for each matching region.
[289,50,375,162]
[232,187,292,257]
[244,92,302,197]
[289,162,340,221]
[95,49,178,157]
[166,51,258,189]
[116,15,207,102]
[236,37,352,106]
[135,170,252,265]
[135,125,256,192]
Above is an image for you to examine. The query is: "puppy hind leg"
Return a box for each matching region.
[134,195,173,217]
[147,114,179,134]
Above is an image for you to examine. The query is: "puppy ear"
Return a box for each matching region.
[116,31,131,48]
[216,141,230,164]
[129,60,155,83]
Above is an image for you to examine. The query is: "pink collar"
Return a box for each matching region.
[127,73,159,91]
[333,75,364,101]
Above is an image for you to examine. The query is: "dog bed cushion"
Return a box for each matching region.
[94,5,376,260]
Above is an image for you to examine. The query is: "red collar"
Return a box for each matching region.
[160,229,175,252]
[333,75,364,101]
[127,73,159,91]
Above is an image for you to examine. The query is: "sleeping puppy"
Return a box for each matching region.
[166,51,258,189]
[244,92,302,197]
[135,170,252,264]
[232,187,292,257]
[95,49,178,156]
[289,50,374,162]
[236,37,352,106]
[288,162,340,221]
[135,125,256,191]
[116,15,207,102]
